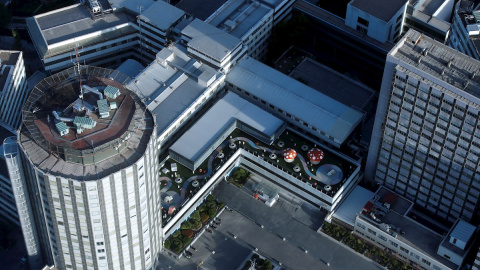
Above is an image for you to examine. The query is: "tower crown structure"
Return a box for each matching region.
[10,66,161,269]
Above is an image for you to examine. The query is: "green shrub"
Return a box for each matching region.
[207,201,216,209]
[206,194,216,201]
[218,202,225,209]
[191,210,201,221]
[171,238,182,247]
[164,240,171,249]
[172,243,182,254]
[260,259,273,270]
[181,221,191,230]
[199,204,208,212]
[208,207,217,218]
[190,219,202,230]
[172,230,181,238]
[233,168,247,180]
[181,235,192,247]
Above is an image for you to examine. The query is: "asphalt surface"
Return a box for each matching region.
[157,181,384,270]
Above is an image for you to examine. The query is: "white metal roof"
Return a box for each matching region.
[107,0,155,13]
[450,219,475,243]
[169,92,284,163]
[206,0,272,40]
[226,57,364,145]
[126,46,222,136]
[332,186,374,227]
[139,1,185,31]
[114,59,144,80]
[182,18,242,62]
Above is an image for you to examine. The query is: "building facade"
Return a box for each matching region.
[0,51,28,130]
[366,30,480,223]
[345,0,408,43]
[7,66,161,269]
[448,0,480,61]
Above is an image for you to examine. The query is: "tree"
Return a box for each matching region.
[164,240,171,249]
[206,201,216,210]
[260,259,273,270]
[208,207,217,218]
[181,235,191,246]
[206,194,216,201]
[0,4,12,28]
[190,210,201,221]
[190,219,201,230]
[200,212,209,223]
[180,220,191,230]
[181,230,194,238]
[233,168,246,180]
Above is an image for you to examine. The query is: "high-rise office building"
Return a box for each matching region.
[366,30,480,223]
[0,50,28,130]
[6,65,160,269]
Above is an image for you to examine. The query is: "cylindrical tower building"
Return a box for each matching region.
[10,66,161,269]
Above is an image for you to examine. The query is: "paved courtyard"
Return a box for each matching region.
[157,181,384,270]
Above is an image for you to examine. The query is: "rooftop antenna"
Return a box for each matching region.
[75,45,84,111]
[137,6,145,64]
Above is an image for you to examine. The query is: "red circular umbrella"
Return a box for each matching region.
[307,148,324,164]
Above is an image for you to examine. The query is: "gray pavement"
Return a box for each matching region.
[156,181,383,270]
[212,181,384,270]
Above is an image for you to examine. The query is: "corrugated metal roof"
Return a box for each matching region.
[169,92,284,163]
[104,85,120,99]
[97,99,109,116]
[55,121,69,135]
[74,116,95,128]
[206,0,272,40]
[450,219,475,243]
[182,19,242,62]
[226,57,363,145]
[139,0,185,30]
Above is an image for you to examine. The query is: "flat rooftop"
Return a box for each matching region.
[349,0,407,22]
[139,0,185,31]
[205,0,272,40]
[0,50,20,91]
[332,185,374,226]
[182,18,242,62]
[27,4,137,58]
[227,56,364,146]
[289,58,376,110]
[107,0,155,13]
[114,59,144,80]
[411,10,450,33]
[294,1,394,53]
[359,186,457,269]
[20,66,154,181]
[391,30,480,99]
[413,0,447,15]
[169,92,284,166]
[126,46,222,137]
[176,0,229,20]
